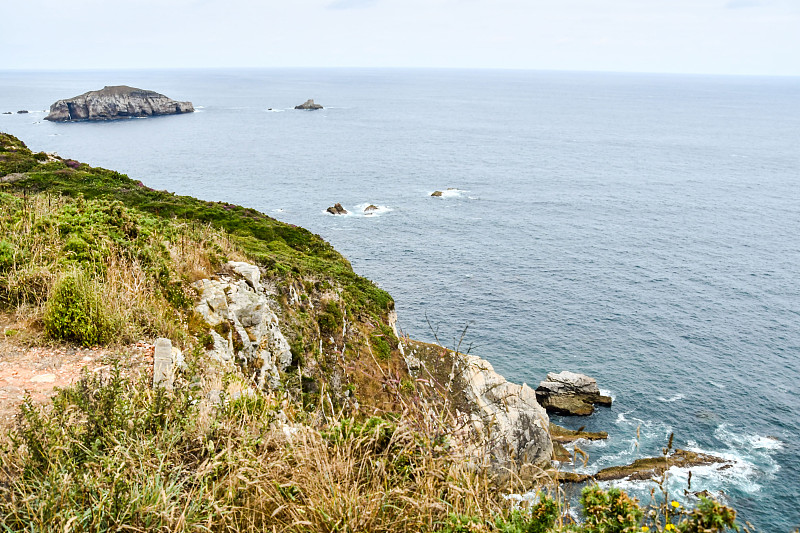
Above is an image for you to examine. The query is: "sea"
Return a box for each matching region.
[1,68,798,531]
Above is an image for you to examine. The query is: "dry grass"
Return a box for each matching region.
[0,192,243,346]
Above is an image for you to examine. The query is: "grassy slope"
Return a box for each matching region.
[0,132,740,533]
[0,132,392,321]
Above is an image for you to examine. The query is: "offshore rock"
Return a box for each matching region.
[193,261,292,389]
[536,371,612,416]
[326,203,348,215]
[44,85,194,122]
[431,191,443,197]
[295,99,323,110]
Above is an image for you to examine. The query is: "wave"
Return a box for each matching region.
[431,188,467,198]
[321,203,394,218]
[357,203,393,216]
[582,423,784,510]
[658,393,685,403]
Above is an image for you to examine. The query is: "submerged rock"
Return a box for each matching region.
[536,371,612,416]
[44,85,194,122]
[326,203,348,215]
[594,449,730,482]
[295,99,323,110]
[431,191,443,197]
[16,110,28,114]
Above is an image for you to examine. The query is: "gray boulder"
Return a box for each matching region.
[403,341,553,482]
[45,85,194,122]
[535,371,612,416]
[193,261,292,389]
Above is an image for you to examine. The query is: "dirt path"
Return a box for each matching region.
[0,337,155,426]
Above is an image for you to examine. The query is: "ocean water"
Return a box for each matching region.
[2,68,799,531]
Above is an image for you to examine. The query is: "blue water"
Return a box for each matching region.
[2,69,799,531]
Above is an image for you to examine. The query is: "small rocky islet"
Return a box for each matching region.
[44,85,194,122]
[295,98,323,110]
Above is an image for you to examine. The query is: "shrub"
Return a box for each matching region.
[43,270,114,346]
[581,485,643,533]
[678,496,738,533]
[0,239,16,271]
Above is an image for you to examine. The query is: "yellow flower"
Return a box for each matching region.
[665,524,676,531]
[671,500,681,509]
[642,527,650,532]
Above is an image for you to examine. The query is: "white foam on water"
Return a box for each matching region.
[715,424,784,454]
[658,393,685,403]
[355,203,393,217]
[591,424,784,510]
[708,380,726,389]
[431,188,467,198]
[600,389,615,401]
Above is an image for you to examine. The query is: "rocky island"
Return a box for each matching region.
[44,85,194,122]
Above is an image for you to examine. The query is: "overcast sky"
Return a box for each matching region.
[3,0,799,75]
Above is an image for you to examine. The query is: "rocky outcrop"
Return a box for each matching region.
[193,261,292,389]
[595,449,730,482]
[535,371,612,416]
[295,99,323,110]
[44,86,194,122]
[460,355,553,472]
[431,191,443,197]
[16,110,28,114]
[403,341,552,480]
[555,449,730,484]
[364,205,378,213]
[549,423,608,443]
[326,203,348,215]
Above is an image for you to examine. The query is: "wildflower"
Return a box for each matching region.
[671,500,681,509]
[665,524,676,531]
[642,527,650,532]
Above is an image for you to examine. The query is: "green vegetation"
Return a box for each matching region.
[0,132,393,323]
[0,132,741,532]
[43,269,112,346]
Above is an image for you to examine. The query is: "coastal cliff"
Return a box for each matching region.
[44,85,194,122]
[0,132,738,532]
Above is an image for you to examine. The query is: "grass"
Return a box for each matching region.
[0,132,742,531]
[0,363,740,532]
[0,132,393,323]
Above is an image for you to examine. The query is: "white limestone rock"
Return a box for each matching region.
[537,371,600,395]
[194,262,292,389]
[44,86,194,122]
[460,355,553,470]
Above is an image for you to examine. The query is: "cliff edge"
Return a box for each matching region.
[44,85,194,122]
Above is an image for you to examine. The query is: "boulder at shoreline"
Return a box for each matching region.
[535,371,612,416]
[44,86,194,122]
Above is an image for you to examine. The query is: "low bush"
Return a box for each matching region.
[42,269,114,346]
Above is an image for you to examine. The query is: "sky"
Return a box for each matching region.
[3,0,799,75]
